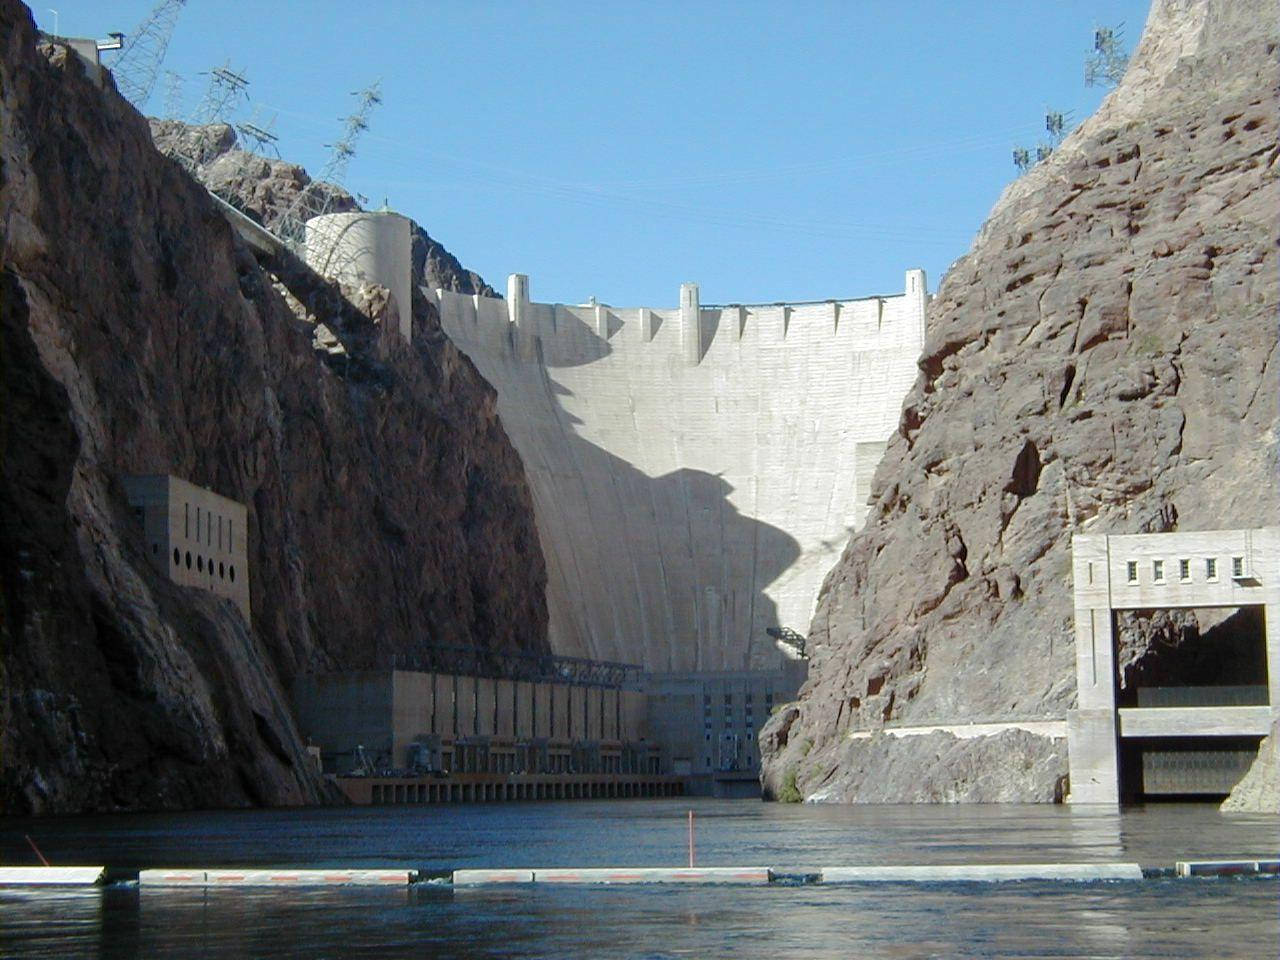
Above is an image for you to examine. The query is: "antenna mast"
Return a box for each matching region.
[107,0,188,111]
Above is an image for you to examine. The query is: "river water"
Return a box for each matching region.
[0,800,1275,958]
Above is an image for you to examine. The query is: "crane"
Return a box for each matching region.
[107,0,188,111]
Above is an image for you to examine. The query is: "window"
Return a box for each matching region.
[229,565,235,582]
[724,693,733,705]
[195,507,200,543]
[1206,558,1218,580]
[1178,558,1190,581]
[173,548,180,566]
[185,551,192,569]
[1126,561,1138,583]
[745,691,753,704]
[184,503,190,538]
[197,555,203,573]
[219,561,225,579]
[1152,560,1164,582]
[1232,556,1245,578]
[229,519,233,552]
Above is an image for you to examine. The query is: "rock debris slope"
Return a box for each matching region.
[0,0,547,814]
[761,0,1278,803]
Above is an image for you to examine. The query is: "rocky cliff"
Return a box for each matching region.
[0,0,547,814]
[761,0,1278,802]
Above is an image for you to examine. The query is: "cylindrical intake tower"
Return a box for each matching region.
[305,211,413,344]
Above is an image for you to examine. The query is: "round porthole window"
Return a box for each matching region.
[185,551,192,569]
[219,561,225,579]
[197,556,203,573]
[229,565,235,583]
[173,548,180,566]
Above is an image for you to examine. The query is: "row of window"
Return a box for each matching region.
[173,548,237,583]
[701,691,775,706]
[1124,556,1245,585]
[183,502,234,553]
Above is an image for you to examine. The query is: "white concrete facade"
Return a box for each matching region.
[427,271,929,671]
[1067,527,1279,803]
[305,211,413,344]
[123,475,251,618]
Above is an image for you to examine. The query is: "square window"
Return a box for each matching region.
[724,693,733,705]
[1206,558,1218,580]
[1126,561,1138,583]
[1232,556,1245,578]
[1152,560,1164,582]
[1178,559,1190,581]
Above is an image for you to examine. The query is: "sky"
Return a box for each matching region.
[41,1,1152,305]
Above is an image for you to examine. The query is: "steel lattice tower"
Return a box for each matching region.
[107,0,188,111]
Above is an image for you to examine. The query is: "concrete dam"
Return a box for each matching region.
[424,270,929,671]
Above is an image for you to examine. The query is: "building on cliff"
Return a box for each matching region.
[124,475,250,618]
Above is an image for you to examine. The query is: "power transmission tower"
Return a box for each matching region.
[276,80,383,249]
[162,63,249,171]
[107,0,187,111]
[1044,108,1072,145]
[1085,23,1129,88]
[1012,147,1032,173]
[161,70,184,120]
[237,110,281,158]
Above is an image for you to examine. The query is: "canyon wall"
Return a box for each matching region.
[761,0,1278,802]
[0,0,547,813]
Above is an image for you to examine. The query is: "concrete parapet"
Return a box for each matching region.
[139,869,412,887]
[0,867,104,886]
[819,863,1142,883]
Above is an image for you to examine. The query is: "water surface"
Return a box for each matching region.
[1,800,1275,958]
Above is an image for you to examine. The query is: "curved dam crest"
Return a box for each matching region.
[426,271,928,671]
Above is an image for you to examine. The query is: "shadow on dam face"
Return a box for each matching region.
[513,314,802,672]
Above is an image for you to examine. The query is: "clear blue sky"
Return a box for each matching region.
[42,1,1151,305]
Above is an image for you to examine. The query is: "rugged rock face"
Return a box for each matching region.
[761,0,1278,802]
[150,120,496,297]
[0,1,547,813]
[1220,721,1278,813]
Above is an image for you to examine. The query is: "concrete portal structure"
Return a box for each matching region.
[306,210,413,344]
[123,475,250,618]
[427,270,929,670]
[1068,527,1278,803]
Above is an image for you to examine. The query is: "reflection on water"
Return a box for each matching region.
[0,801,1275,959]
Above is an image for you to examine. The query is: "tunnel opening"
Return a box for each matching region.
[1118,736,1263,803]
[1113,606,1269,802]
[1114,606,1268,709]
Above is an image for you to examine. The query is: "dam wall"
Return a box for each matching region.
[427,270,928,671]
